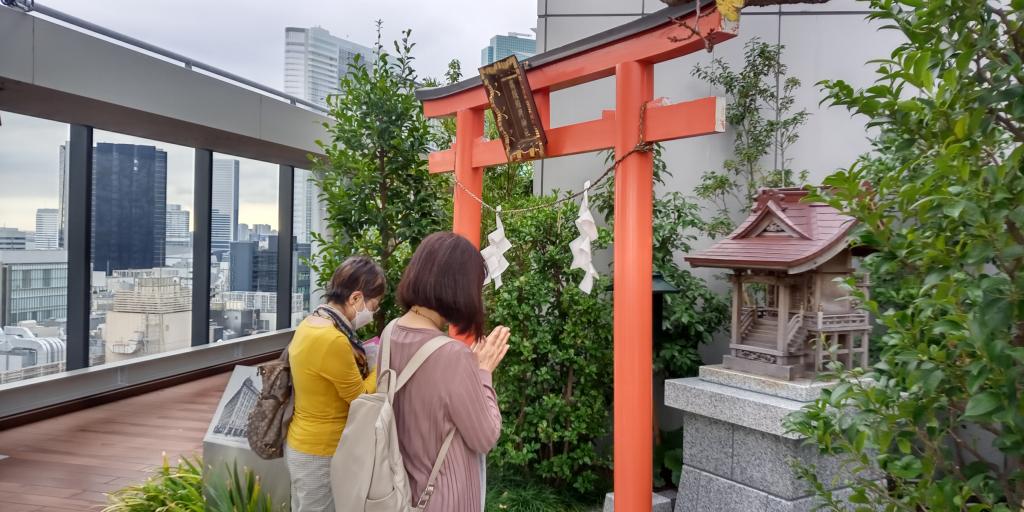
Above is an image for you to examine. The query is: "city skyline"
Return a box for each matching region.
[37,0,536,94]
[0,113,282,232]
[0,0,535,233]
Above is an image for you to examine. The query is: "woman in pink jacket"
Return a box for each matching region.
[382,232,510,512]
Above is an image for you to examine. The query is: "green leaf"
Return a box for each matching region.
[963,392,1001,419]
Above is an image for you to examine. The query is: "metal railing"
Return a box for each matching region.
[4,1,329,114]
[0,361,65,384]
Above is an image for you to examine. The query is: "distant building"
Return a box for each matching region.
[0,250,67,326]
[294,242,312,314]
[284,26,373,108]
[0,228,27,251]
[103,276,191,363]
[212,159,240,257]
[480,31,536,65]
[237,223,251,243]
[293,169,316,244]
[212,290,303,335]
[166,203,191,251]
[58,142,70,249]
[0,323,66,384]
[34,209,60,250]
[229,235,278,293]
[92,143,168,274]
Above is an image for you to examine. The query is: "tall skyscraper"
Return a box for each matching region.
[211,159,240,256]
[284,26,373,108]
[480,31,537,65]
[34,209,60,250]
[92,143,168,274]
[293,169,316,244]
[165,204,190,250]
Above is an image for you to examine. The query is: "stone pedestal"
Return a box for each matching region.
[665,365,871,512]
[602,490,675,512]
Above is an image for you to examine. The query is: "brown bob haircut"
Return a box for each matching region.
[325,256,386,305]
[398,232,487,339]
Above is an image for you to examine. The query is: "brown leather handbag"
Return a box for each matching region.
[246,347,294,459]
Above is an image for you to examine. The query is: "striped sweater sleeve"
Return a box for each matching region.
[445,346,502,453]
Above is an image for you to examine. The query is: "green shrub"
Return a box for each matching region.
[103,456,205,512]
[485,195,614,496]
[785,0,1024,509]
[485,466,590,512]
[103,456,281,512]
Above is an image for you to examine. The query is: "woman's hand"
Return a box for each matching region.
[471,326,510,373]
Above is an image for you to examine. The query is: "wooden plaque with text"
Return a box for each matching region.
[478,56,547,162]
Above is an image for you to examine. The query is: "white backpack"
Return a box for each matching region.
[330,320,456,512]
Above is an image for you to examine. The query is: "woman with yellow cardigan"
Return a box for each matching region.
[286,256,385,512]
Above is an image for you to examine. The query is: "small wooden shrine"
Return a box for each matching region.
[686,188,871,380]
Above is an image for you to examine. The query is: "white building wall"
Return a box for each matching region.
[33,209,60,250]
[535,0,903,363]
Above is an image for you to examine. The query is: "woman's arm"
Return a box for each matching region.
[322,334,377,403]
[446,347,502,453]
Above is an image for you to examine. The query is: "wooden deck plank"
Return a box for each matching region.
[0,372,230,510]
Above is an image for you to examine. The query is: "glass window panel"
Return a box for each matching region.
[291,168,315,327]
[209,154,279,342]
[90,129,194,366]
[0,111,70,384]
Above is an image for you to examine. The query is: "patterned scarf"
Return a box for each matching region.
[312,305,370,379]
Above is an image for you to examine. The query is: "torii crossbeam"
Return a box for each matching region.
[415,2,738,510]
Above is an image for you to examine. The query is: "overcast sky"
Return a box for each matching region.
[0,0,536,231]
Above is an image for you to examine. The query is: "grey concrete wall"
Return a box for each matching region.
[0,7,328,167]
[535,0,903,364]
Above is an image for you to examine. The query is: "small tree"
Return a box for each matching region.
[310,23,448,332]
[786,0,1024,509]
[692,39,810,237]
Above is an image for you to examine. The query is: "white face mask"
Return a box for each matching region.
[351,299,375,330]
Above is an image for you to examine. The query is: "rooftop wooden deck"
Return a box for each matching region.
[0,373,230,511]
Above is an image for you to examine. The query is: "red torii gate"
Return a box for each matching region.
[416,3,738,510]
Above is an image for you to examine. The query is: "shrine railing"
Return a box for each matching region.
[785,310,805,350]
[739,307,756,337]
[811,312,871,332]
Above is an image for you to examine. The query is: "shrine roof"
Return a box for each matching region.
[685,188,856,273]
[415,0,713,102]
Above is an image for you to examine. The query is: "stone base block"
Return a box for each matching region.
[699,365,833,402]
[603,491,674,512]
[666,367,878,512]
[723,355,799,380]
[676,465,857,512]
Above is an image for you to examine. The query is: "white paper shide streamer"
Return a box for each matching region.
[569,181,600,294]
[481,206,512,289]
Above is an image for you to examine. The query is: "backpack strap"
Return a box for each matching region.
[394,335,451,393]
[415,429,456,511]
[378,319,400,394]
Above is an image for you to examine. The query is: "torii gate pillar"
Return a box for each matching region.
[416,4,738,511]
[613,59,656,509]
